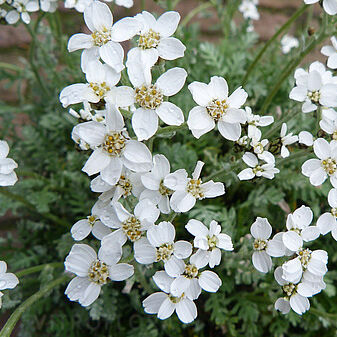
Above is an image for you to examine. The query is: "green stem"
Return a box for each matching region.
[156,123,187,135]
[0,188,69,228]
[181,2,213,27]
[0,62,22,73]
[259,30,330,115]
[242,4,308,85]
[16,262,63,278]
[0,275,69,337]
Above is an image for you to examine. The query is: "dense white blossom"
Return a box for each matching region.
[164,161,225,213]
[245,107,274,139]
[281,35,299,54]
[321,36,337,69]
[304,0,337,15]
[65,243,133,306]
[187,76,248,141]
[0,261,19,309]
[280,123,298,158]
[238,0,259,20]
[289,61,337,113]
[0,140,18,186]
[4,0,38,24]
[302,138,337,187]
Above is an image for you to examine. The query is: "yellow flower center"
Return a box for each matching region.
[322,158,337,175]
[186,178,204,199]
[89,81,111,98]
[282,283,296,297]
[253,239,267,251]
[103,132,126,157]
[206,99,229,121]
[298,248,312,268]
[122,216,142,242]
[117,175,132,197]
[88,260,109,285]
[156,243,174,262]
[208,235,218,249]
[135,84,163,110]
[91,27,111,47]
[138,29,160,49]
[87,215,97,226]
[307,90,320,104]
[331,207,337,217]
[183,264,199,279]
[159,180,173,196]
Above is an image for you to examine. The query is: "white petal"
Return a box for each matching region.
[156,102,184,126]
[122,140,152,172]
[289,294,310,315]
[134,237,156,264]
[0,141,9,158]
[173,241,192,259]
[202,181,225,198]
[275,298,291,314]
[187,106,215,139]
[132,108,158,141]
[156,11,180,37]
[164,255,185,277]
[289,86,307,102]
[190,249,209,269]
[156,68,187,97]
[68,33,94,52]
[84,1,112,32]
[99,41,124,72]
[238,168,255,180]
[147,221,175,246]
[250,217,272,240]
[153,271,174,293]
[92,221,111,240]
[185,219,208,237]
[209,76,228,99]
[309,167,327,186]
[301,158,321,177]
[170,276,190,297]
[218,121,241,141]
[110,17,141,42]
[209,248,222,268]
[188,81,212,107]
[313,138,331,159]
[157,298,175,320]
[266,233,286,257]
[0,273,19,290]
[282,231,303,252]
[143,292,167,314]
[227,86,248,108]
[157,37,186,60]
[301,226,320,242]
[176,298,197,324]
[164,169,188,190]
[71,219,92,241]
[252,251,272,273]
[198,271,221,292]
[317,213,335,235]
[216,234,234,251]
[108,263,134,281]
[170,190,196,213]
[82,148,111,176]
[81,282,101,306]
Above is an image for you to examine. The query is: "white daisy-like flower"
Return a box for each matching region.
[187,76,248,141]
[143,271,198,324]
[121,63,187,141]
[71,105,152,185]
[64,243,133,306]
[238,152,279,181]
[0,261,19,309]
[164,161,225,213]
[250,134,274,162]
[317,188,337,239]
[134,221,192,269]
[185,219,233,268]
[321,36,337,70]
[298,131,314,146]
[280,34,299,54]
[245,106,274,139]
[167,256,222,298]
[304,0,337,16]
[69,101,105,123]
[0,140,18,187]
[127,11,186,69]
[140,154,173,214]
[91,168,144,203]
[70,200,112,241]
[250,217,286,273]
[289,61,337,113]
[282,206,320,252]
[274,267,325,315]
[282,249,328,284]
[101,199,160,248]
[280,123,298,158]
[302,138,337,187]
[67,1,140,72]
[60,60,121,108]
[5,0,38,24]
[238,0,259,20]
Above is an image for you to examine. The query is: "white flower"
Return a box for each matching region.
[238,152,279,181]
[5,0,38,24]
[101,199,160,248]
[322,107,337,122]
[67,1,140,72]
[0,261,19,309]
[187,76,248,141]
[274,267,325,315]
[71,105,152,184]
[320,117,337,140]
[304,0,337,16]
[113,0,133,8]
[60,60,122,108]
[65,243,133,306]
[280,34,299,54]
[298,131,314,146]
[69,101,105,123]
[250,217,286,273]
[91,168,143,202]
[282,206,320,252]
[238,0,259,20]
[282,249,328,284]
[321,36,337,69]
[317,188,337,239]
[71,200,112,241]
[0,140,18,186]
[134,221,192,268]
[245,106,274,139]
[185,219,233,268]
[289,61,337,113]
[250,134,274,162]
[140,154,173,214]
[164,161,225,213]
[280,123,298,158]
[39,0,58,12]
[122,64,187,141]
[127,11,186,69]
[302,138,337,187]
[143,271,197,324]
[167,257,222,297]
[64,0,91,13]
